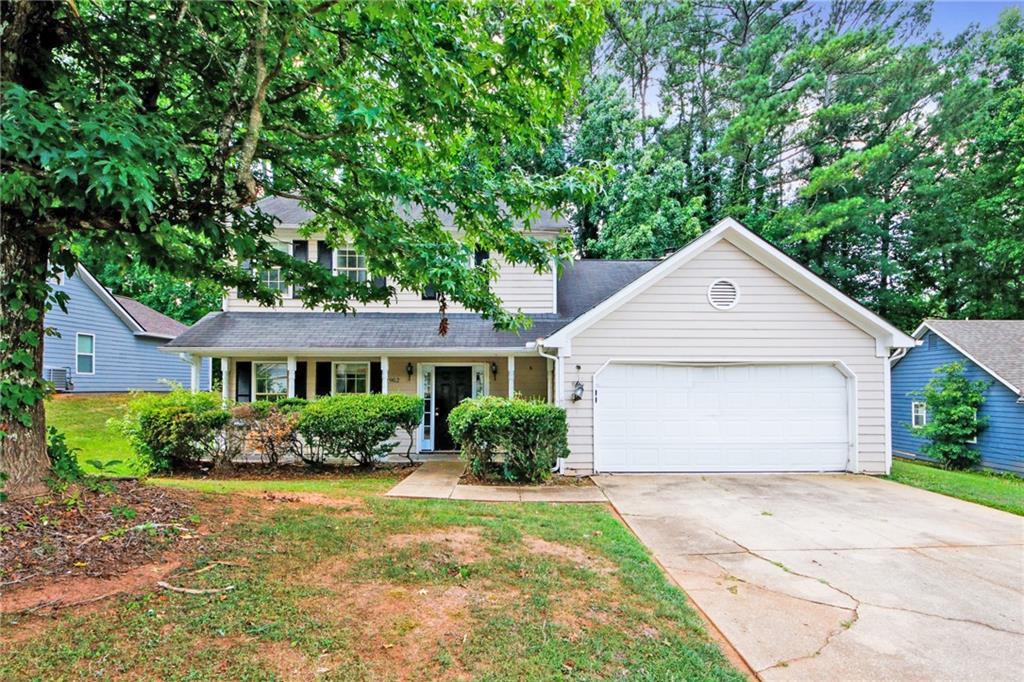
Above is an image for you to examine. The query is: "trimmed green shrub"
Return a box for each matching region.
[448,396,569,483]
[296,394,424,468]
[912,361,990,470]
[116,389,230,473]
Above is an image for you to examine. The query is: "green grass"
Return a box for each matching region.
[888,459,1024,516]
[45,393,137,476]
[2,477,743,681]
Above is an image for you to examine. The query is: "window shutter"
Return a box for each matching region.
[291,241,308,295]
[317,241,333,271]
[370,361,383,393]
[235,361,252,403]
[422,284,437,301]
[474,248,489,267]
[295,361,308,399]
[371,274,386,288]
[315,361,332,397]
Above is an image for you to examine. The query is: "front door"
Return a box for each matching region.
[434,366,473,450]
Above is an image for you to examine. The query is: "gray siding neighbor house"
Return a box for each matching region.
[44,266,210,393]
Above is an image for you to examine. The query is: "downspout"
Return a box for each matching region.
[533,340,566,475]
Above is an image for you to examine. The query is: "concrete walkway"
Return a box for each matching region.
[385,461,607,503]
[597,474,1024,681]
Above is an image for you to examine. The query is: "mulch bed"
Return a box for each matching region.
[459,472,596,488]
[0,481,199,590]
[165,462,420,480]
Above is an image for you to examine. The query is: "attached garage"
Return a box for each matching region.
[541,218,917,476]
[594,362,853,473]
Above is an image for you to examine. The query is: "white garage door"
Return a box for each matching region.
[594,363,851,473]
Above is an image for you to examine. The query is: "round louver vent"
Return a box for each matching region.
[707,279,739,310]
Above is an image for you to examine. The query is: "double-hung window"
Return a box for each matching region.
[333,248,367,283]
[255,242,292,297]
[334,362,369,394]
[76,333,95,375]
[911,402,927,428]
[254,362,288,401]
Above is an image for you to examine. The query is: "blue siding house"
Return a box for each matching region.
[891,320,1023,475]
[44,266,211,393]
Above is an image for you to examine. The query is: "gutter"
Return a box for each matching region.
[534,339,566,476]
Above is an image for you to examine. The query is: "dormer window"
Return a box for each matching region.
[333,248,368,283]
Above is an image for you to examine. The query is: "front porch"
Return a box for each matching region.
[188,352,553,455]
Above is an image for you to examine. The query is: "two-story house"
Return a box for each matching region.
[167,196,915,475]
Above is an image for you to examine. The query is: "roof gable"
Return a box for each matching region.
[912,320,1024,396]
[541,218,916,352]
[69,267,183,340]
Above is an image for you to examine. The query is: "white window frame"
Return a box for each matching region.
[256,241,293,298]
[911,401,928,428]
[333,248,368,283]
[968,409,979,444]
[75,333,95,375]
[252,361,288,401]
[332,361,371,395]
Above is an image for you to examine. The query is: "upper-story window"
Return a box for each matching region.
[334,248,368,283]
[255,242,292,296]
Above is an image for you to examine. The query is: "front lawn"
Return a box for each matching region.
[1,476,743,681]
[888,459,1024,516]
[45,393,137,476]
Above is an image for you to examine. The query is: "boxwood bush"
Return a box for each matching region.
[448,396,569,483]
[116,388,230,474]
[296,393,424,468]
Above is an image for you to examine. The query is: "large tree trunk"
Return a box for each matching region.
[0,221,52,498]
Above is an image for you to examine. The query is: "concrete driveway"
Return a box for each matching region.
[596,474,1024,681]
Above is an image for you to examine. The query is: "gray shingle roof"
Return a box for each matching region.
[924,319,1024,393]
[167,258,658,351]
[254,195,569,232]
[115,296,187,338]
[169,312,568,350]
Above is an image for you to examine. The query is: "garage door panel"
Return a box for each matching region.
[595,363,850,473]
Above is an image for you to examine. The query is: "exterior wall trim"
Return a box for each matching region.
[589,357,860,474]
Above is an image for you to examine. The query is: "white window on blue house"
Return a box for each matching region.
[253,362,288,401]
[76,333,95,375]
[333,362,369,394]
[911,401,927,428]
[968,409,979,444]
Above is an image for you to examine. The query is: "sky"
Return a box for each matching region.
[924,1,1021,36]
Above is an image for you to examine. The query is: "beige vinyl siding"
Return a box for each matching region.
[225,230,555,314]
[513,356,550,400]
[562,237,887,475]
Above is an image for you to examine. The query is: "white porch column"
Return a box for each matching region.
[286,356,297,398]
[380,356,389,394]
[189,355,201,393]
[220,358,230,404]
[507,356,516,398]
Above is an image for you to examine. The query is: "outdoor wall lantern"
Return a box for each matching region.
[571,380,585,402]
[405,362,415,380]
[490,362,499,380]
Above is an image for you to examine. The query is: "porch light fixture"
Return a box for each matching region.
[405,362,414,380]
[571,380,585,402]
[490,362,498,380]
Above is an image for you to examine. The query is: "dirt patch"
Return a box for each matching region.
[0,556,183,616]
[386,527,488,564]
[521,536,616,575]
[0,481,198,593]
[305,582,479,680]
[459,472,595,488]
[258,640,322,681]
[248,491,368,513]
